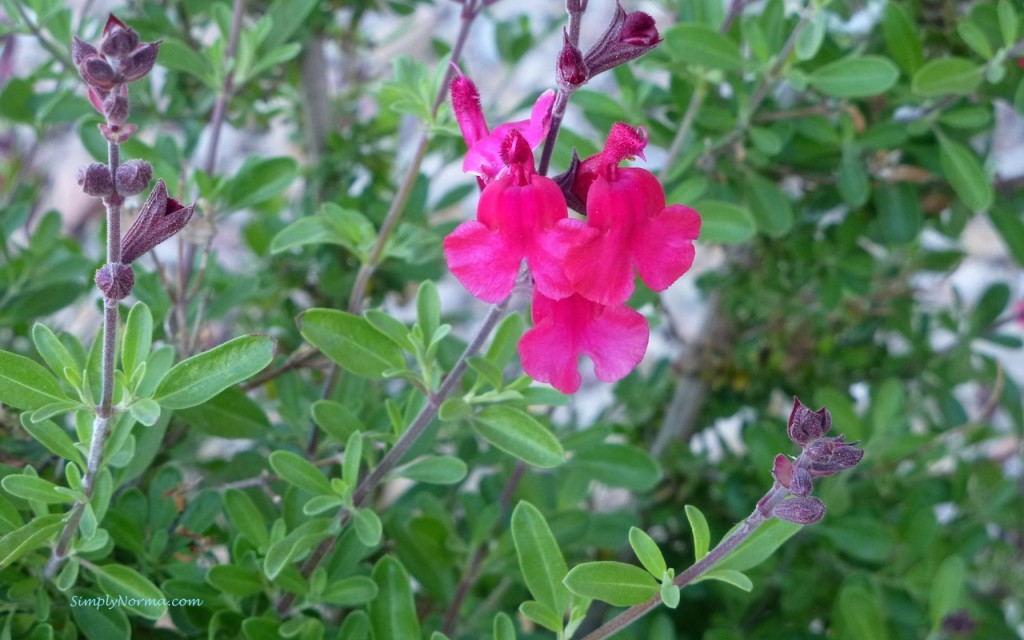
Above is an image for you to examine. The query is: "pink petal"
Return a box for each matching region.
[578,301,649,383]
[527,228,575,300]
[519,309,583,395]
[463,89,556,181]
[443,220,521,303]
[631,204,701,292]
[451,75,489,149]
[561,226,636,305]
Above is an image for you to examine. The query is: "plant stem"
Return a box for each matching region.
[658,78,707,183]
[537,89,571,177]
[276,296,513,615]
[442,461,526,635]
[45,138,123,579]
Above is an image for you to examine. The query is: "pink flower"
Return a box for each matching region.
[518,291,649,394]
[451,72,556,183]
[444,130,574,303]
[557,123,701,305]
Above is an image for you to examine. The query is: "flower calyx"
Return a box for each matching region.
[583,1,661,79]
[121,179,196,264]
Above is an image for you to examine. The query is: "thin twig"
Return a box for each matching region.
[658,78,707,183]
[12,2,74,69]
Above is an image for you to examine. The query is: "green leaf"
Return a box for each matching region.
[263,519,335,579]
[176,387,272,438]
[518,600,563,634]
[270,216,341,254]
[685,505,711,561]
[486,312,526,369]
[716,518,802,572]
[883,3,924,75]
[0,349,68,410]
[795,11,826,61]
[322,576,379,606]
[874,181,922,245]
[207,565,264,597]
[153,335,275,409]
[224,489,270,549]
[91,564,168,619]
[263,0,319,50]
[364,310,414,351]
[121,302,152,379]
[571,444,661,491]
[938,134,994,211]
[839,583,888,640]
[438,397,471,421]
[473,406,564,468]
[511,501,570,616]
[343,431,363,488]
[71,599,130,640]
[957,21,993,58]
[416,280,441,345]
[29,400,80,423]
[808,56,899,98]
[744,173,794,237]
[970,282,1011,335]
[32,323,78,386]
[661,581,681,608]
[0,513,64,569]
[353,508,383,547]
[128,398,161,427]
[158,38,216,87]
[269,451,334,495]
[299,309,405,379]
[337,611,371,640]
[989,207,1024,266]
[838,147,870,208]
[929,556,966,630]
[662,23,745,71]
[695,200,756,244]
[628,527,667,578]
[1,474,75,504]
[493,612,517,640]
[393,456,468,484]
[563,561,659,607]
[999,0,1019,45]
[225,157,299,210]
[698,569,753,591]
[369,556,421,640]
[311,399,366,443]
[20,414,83,465]
[911,58,984,97]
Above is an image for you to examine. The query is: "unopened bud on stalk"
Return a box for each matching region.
[115,159,153,196]
[583,1,661,79]
[77,163,114,197]
[72,37,98,66]
[100,22,140,58]
[557,30,588,89]
[79,54,117,90]
[772,496,825,525]
[787,397,832,445]
[121,179,196,264]
[94,262,135,300]
[122,42,160,82]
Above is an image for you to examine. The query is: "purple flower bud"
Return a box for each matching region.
[103,86,129,125]
[102,14,130,39]
[72,37,98,66]
[121,179,196,264]
[122,42,160,83]
[790,468,813,497]
[557,30,588,89]
[808,440,865,477]
[100,24,140,59]
[79,54,118,90]
[772,496,825,525]
[77,163,114,197]
[115,159,153,196]
[95,262,135,300]
[787,397,832,446]
[772,454,793,488]
[583,1,661,79]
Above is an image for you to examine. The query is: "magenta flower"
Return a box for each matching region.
[557,123,701,305]
[518,291,649,394]
[444,130,574,303]
[451,72,556,183]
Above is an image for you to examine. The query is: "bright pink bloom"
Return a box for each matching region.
[451,73,556,183]
[444,130,573,303]
[518,292,649,394]
[557,123,701,305]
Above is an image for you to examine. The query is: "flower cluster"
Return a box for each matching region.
[444,72,700,393]
[760,399,865,525]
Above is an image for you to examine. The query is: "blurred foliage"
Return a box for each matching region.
[0,0,1022,639]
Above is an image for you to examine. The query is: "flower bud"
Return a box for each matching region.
[122,42,160,82]
[583,1,661,79]
[121,179,196,264]
[95,262,135,300]
[115,159,153,196]
[79,54,118,90]
[557,30,588,89]
[807,437,864,477]
[72,37,98,66]
[772,496,825,525]
[790,468,813,497]
[103,86,129,125]
[787,397,832,446]
[772,453,793,488]
[100,24,140,58]
[77,163,114,197]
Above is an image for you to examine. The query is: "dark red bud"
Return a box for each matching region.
[77,163,114,197]
[121,179,196,264]
[80,54,118,90]
[557,30,588,89]
[72,37,98,66]
[115,159,153,196]
[102,14,129,38]
[807,440,864,477]
[583,1,661,79]
[122,42,160,82]
[100,25,140,58]
[620,11,660,46]
[787,397,832,446]
[95,262,135,300]
[772,496,825,525]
